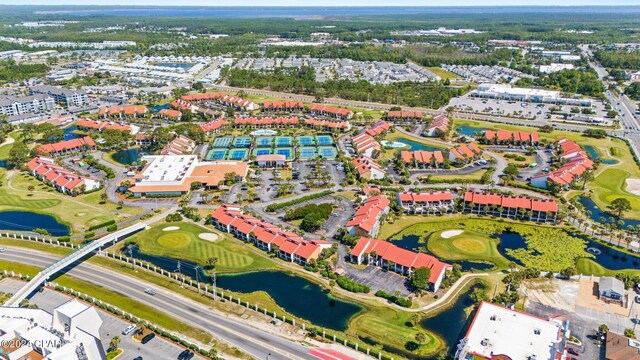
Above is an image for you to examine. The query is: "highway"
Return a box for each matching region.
[1,247,318,360]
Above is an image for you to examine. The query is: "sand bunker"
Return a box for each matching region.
[162,226,180,231]
[198,233,219,241]
[441,230,464,239]
[625,178,640,196]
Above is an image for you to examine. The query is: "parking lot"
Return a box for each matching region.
[0,278,196,360]
[341,263,411,297]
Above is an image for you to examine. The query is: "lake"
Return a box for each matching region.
[397,138,444,152]
[111,148,145,165]
[579,196,640,228]
[454,125,484,137]
[583,145,618,165]
[152,104,170,113]
[63,125,83,140]
[130,249,361,330]
[0,211,70,236]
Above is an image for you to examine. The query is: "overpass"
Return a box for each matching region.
[4,222,147,307]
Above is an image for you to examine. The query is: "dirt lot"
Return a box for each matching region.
[576,279,629,317]
[523,278,578,312]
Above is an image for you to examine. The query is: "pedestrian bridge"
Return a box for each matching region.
[4,222,147,307]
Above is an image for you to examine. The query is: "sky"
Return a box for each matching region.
[2,0,640,6]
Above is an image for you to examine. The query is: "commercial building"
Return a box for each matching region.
[400,150,445,168]
[0,299,105,360]
[397,191,454,214]
[46,68,77,82]
[346,194,390,238]
[255,154,287,167]
[0,94,55,120]
[539,63,575,74]
[482,130,540,145]
[211,204,331,266]
[349,237,450,291]
[352,155,385,181]
[605,332,640,360]
[26,156,101,195]
[128,155,248,197]
[30,85,89,108]
[463,191,558,223]
[471,83,593,106]
[455,301,569,360]
[37,136,97,156]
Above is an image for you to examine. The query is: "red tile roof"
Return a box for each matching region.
[37,136,96,155]
[398,191,453,203]
[307,103,352,118]
[464,191,557,213]
[199,119,227,133]
[305,118,349,129]
[346,195,390,234]
[387,111,424,119]
[76,118,132,132]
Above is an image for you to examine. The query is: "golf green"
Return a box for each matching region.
[157,233,192,249]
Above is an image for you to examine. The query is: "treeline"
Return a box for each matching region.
[626,82,640,100]
[516,68,604,97]
[0,59,48,83]
[594,49,640,69]
[265,190,333,212]
[284,203,332,232]
[226,67,462,108]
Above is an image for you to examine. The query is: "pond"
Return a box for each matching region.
[129,249,362,330]
[454,125,484,137]
[391,235,495,272]
[0,160,6,168]
[0,211,70,236]
[112,148,146,165]
[583,145,618,165]
[571,233,640,270]
[578,196,640,228]
[396,138,444,152]
[63,125,83,140]
[152,104,170,113]
[151,63,195,70]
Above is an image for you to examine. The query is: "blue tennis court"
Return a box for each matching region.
[298,147,317,160]
[317,146,337,159]
[227,149,248,160]
[316,135,334,146]
[256,137,273,147]
[213,137,233,148]
[275,147,293,160]
[297,136,314,146]
[233,137,251,147]
[205,149,227,160]
[275,136,292,147]
[253,148,273,157]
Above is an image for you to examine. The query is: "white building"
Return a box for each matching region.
[539,63,575,74]
[471,83,593,106]
[30,85,89,108]
[0,94,56,119]
[456,301,569,360]
[0,299,105,359]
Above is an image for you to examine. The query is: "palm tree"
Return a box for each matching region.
[108,336,120,352]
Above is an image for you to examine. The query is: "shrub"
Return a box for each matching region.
[88,220,116,231]
[265,190,333,212]
[375,290,412,307]
[335,276,370,293]
[57,236,70,242]
[106,224,118,232]
[84,231,95,239]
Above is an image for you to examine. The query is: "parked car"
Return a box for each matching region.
[635,294,640,304]
[567,348,580,356]
[141,333,155,344]
[133,357,143,360]
[178,350,190,360]
[122,324,136,335]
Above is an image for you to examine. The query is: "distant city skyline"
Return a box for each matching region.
[3,1,640,6]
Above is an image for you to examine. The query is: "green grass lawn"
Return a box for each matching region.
[576,258,640,276]
[131,222,276,273]
[427,230,508,268]
[0,131,23,160]
[0,170,141,233]
[427,67,461,80]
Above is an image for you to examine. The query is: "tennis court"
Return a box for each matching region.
[316,135,334,146]
[227,149,248,160]
[213,137,233,148]
[233,137,252,148]
[274,147,293,160]
[252,148,273,157]
[298,147,317,160]
[255,136,273,147]
[275,136,293,147]
[317,146,337,159]
[297,136,314,146]
[205,149,227,161]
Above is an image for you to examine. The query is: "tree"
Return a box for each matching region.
[7,140,30,167]
[410,313,422,327]
[599,324,609,333]
[28,185,34,192]
[415,332,427,345]
[625,328,636,339]
[207,347,218,359]
[560,267,577,278]
[503,163,520,179]
[206,257,218,268]
[410,267,431,290]
[610,198,632,218]
[108,336,120,352]
[100,192,108,203]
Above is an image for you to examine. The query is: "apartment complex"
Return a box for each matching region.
[397,191,454,214]
[387,110,424,121]
[305,118,350,130]
[0,94,55,120]
[307,103,353,119]
[449,143,483,163]
[76,118,139,134]
[160,135,196,156]
[365,121,391,137]
[352,132,381,157]
[352,155,386,181]
[211,204,331,266]
[400,150,445,168]
[462,191,558,223]
[482,130,540,145]
[233,116,299,128]
[346,194,390,238]
[37,136,97,156]
[530,137,594,190]
[350,237,450,291]
[26,156,101,195]
[425,114,450,137]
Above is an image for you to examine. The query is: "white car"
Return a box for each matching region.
[122,324,136,335]
[0,248,5,253]
[144,288,156,296]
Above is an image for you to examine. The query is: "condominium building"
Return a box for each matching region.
[346,194,390,238]
[30,85,89,108]
[397,191,454,214]
[462,191,558,223]
[0,94,55,119]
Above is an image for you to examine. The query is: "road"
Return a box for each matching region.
[1,247,319,360]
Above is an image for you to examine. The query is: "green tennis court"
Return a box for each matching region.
[255,137,273,147]
[233,137,251,147]
[298,147,317,160]
[213,137,233,148]
[317,146,337,159]
[275,147,294,160]
[316,135,334,146]
[227,148,248,160]
[297,136,314,146]
[275,136,293,147]
[205,149,227,160]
